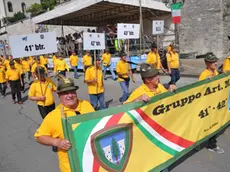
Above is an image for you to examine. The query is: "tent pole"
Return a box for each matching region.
[61,21,67,57]
[139,0,144,54]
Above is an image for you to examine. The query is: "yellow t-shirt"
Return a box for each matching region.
[22,60,31,72]
[34,101,95,172]
[31,63,47,73]
[223,56,230,72]
[198,69,218,81]
[3,59,10,70]
[55,60,69,72]
[124,83,167,104]
[6,68,22,81]
[28,79,56,106]
[83,55,92,66]
[116,60,130,82]
[40,55,48,65]
[102,53,111,66]
[167,52,179,69]
[146,51,161,69]
[69,55,79,67]
[85,66,104,94]
[0,66,6,83]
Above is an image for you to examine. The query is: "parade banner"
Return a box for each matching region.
[9,32,57,58]
[62,73,230,172]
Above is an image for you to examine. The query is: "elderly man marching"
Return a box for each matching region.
[102,49,117,80]
[85,57,105,110]
[34,75,95,172]
[198,52,224,154]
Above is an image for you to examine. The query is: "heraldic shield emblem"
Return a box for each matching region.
[91,124,133,172]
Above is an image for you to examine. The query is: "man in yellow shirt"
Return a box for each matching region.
[167,45,180,85]
[54,56,69,77]
[83,50,92,72]
[31,56,48,80]
[116,52,135,104]
[22,57,32,82]
[40,55,48,68]
[6,61,23,104]
[85,57,105,110]
[3,56,11,71]
[146,44,166,73]
[124,63,176,104]
[222,56,230,73]
[69,52,79,79]
[14,58,25,91]
[102,49,117,80]
[34,75,95,172]
[0,59,7,97]
[198,52,219,81]
[198,52,224,154]
[29,67,56,119]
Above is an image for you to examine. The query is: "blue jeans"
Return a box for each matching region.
[73,66,78,78]
[119,80,129,103]
[169,68,180,84]
[103,65,117,80]
[89,92,105,110]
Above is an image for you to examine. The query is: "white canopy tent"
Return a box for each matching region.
[33,0,170,26]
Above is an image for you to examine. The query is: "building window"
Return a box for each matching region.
[7,2,13,12]
[21,2,26,13]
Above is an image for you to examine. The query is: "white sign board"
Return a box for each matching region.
[83,32,105,50]
[117,23,140,39]
[152,20,164,35]
[9,32,57,58]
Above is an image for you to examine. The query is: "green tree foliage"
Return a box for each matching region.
[6,11,25,23]
[41,0,57,11]
[26,3,42,16]
[111,137,120,164]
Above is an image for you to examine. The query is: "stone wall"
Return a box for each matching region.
[180,0,223,58]
[5,0,41,17]
[222,0,230,58]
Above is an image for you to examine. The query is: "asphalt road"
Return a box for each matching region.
[0,72,229,172]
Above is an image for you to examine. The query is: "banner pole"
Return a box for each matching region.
[94,50,98,94]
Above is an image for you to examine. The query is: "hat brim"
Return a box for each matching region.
[204,59,218,63]
[57,86,79,94]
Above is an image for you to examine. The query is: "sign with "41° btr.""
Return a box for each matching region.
[9,32,57,58]
[83,32,105,50]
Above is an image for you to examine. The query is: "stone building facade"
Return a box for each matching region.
[180,0,230,59]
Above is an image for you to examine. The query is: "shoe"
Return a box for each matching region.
[18,101,23,105]
[12,100,16,104]
[208,147,224,154]
[113,78,117,81]
[104,78,107,80]
[2,94,5,98]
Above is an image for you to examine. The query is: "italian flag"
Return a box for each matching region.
[171,2,183,24]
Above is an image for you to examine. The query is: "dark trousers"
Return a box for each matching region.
[27,71,32,81]
[9,80,22,102]
[21,74,25,91]
[0,82,7,95]
[44,64,48,69]
[206,136,217,149]
[58,70,66,77]
[169,68,180,85]
[38,103,55,119]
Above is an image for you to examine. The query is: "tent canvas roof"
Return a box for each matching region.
[33,0,170,26]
